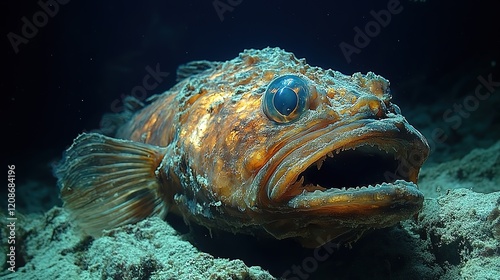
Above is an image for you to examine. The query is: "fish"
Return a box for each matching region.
[55,47,429,247]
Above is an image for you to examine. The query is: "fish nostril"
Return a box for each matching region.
[372,100,387,119]
[367,98,386,118]
[351,95,387,119]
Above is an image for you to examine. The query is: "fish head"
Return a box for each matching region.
[176,48,429,247]
[219,49,429,247]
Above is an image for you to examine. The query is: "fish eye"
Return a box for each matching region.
[262,75,310,123]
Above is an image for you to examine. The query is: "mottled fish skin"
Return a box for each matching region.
[57,47,429,247]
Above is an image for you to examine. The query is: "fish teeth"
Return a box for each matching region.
[316,161,322,170]
[297,176,305,185]
[315,155,326,170]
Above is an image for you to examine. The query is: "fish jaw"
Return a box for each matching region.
[253,114,429,245]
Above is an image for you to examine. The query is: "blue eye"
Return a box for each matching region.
[262,75,310,123]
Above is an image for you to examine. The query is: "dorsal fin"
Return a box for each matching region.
[98,96,145,136]
[176,60,221,81]
[55,133,168,236]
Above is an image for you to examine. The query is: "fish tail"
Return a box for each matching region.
[55,133,168,237]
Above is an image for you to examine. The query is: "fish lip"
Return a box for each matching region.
[264,115,429,210]
[287,180,424,212]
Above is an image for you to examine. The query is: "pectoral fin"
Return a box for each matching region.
[55,133,168,237]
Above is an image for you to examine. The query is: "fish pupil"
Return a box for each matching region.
[273,87,298,116]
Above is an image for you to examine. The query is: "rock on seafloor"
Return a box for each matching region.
[0,209,274,279]
[418,140,500,196]
[401,189,500,280]
[0,142,499,280]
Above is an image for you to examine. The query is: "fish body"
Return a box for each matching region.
[56,47,429,247]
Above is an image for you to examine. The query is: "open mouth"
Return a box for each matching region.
[297,144,405,191]
[258,118,429,243]
[276,137,427,212]
[263,118,429,210]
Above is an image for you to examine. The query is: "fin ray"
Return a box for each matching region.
[56,133,168,236]
[176,60,221,81]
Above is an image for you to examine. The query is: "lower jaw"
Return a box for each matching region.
[260,180,424,247]
[287,179,424,211]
